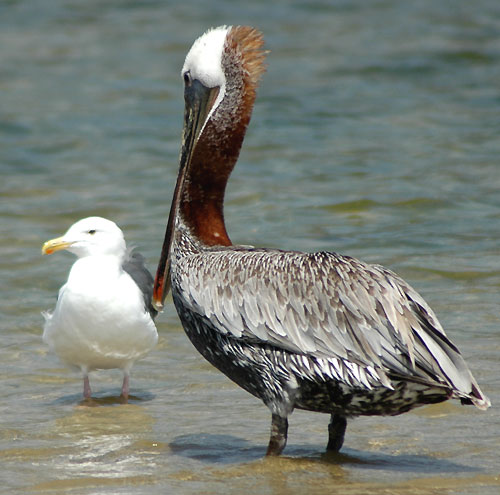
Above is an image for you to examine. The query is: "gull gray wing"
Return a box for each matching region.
[173,247,485,404]
[123,249,158,319]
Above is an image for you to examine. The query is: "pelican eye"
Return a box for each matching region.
[183,71,192,85]
[88,229,96,235]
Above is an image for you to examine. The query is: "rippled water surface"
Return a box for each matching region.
[1,1,499,493]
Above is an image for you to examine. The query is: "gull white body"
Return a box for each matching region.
[44,256,157,371]
[43,217,158,399]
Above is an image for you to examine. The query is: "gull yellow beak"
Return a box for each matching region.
[42,237,73,255]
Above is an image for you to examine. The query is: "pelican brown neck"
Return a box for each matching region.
[179,26,267,247]
[178,77,232,247]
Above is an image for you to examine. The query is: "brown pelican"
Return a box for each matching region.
[153,26,490,455]
[42,216,158,401]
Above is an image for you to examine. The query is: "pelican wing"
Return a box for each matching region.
[174,247,479,396]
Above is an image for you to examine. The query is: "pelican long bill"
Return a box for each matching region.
[153,80,220,310]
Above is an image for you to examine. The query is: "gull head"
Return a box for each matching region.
[42,217,127,259]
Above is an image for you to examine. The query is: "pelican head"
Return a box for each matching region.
[153,26,266,310]
[181,26,228,137]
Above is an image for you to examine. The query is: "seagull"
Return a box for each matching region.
[42,216,158,401]
[153,26,490,455]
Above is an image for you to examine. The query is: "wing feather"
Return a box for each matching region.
[122,250,157,319]
[173,247,479,395]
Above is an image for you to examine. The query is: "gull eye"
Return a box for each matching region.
[88,229,96,235]
[183,71,191,86]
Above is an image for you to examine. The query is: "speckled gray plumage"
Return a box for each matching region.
[170,223,486,419]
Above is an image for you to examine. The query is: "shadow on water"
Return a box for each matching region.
[170,433,265,463]
[170,433,478,475]
[167,436,494,495]
[319,449,478,474]
[50,390,156,406]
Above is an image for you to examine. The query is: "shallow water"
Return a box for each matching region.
[1,1,499,493]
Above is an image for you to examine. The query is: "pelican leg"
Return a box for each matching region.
[121,373,130,401]
[83,375,91,399]
[327,413,347,452]
[266,413,288,456]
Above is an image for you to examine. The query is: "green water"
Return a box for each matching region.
[1,1,499,493]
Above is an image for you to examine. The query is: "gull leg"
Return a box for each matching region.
[83,375,91,399]
[120,373,130,402]
[266,413,288,456]
[327,413,347,452]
